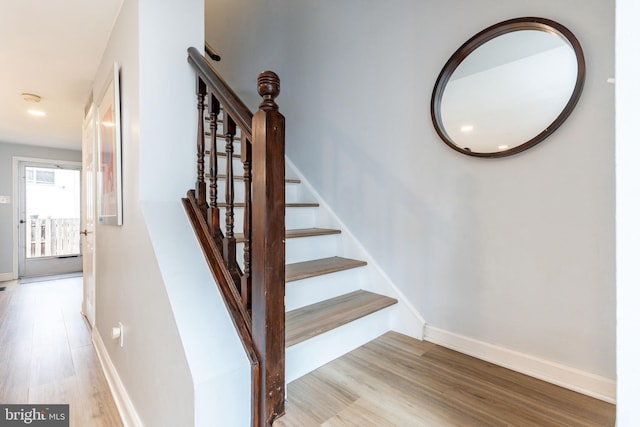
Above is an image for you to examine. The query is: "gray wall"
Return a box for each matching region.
[0,142,81,276]
[206,0,615,379]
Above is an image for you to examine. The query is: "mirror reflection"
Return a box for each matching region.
[431,18,585,157]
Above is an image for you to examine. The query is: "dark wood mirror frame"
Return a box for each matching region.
[431,17,586,158]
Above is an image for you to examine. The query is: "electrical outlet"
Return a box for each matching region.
[119,322,124,347]
[0,195,10,204]
[111,322,125,347]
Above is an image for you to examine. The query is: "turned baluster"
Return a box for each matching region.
[241,137,252,311]
[223,113,241,288]
[195,78,208,212]
[207,94,224,246]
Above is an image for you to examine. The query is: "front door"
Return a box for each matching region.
[18,160,83,277]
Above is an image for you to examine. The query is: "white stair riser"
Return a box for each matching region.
[205,135,240,146]
[286,184,301,202]
[214,161,303,200]
[215,156,248,175]
[235,234,340,266]
[284,235,340,264]
[217,206,319,233]
[285,307,394,384]
[285,207,319,229]
[208,181,301,204]
[285,269,363,311]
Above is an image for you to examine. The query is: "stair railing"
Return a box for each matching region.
[204,41,221,61]
[183,46,285,427]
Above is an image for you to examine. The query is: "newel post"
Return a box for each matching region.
[251,71,285,425]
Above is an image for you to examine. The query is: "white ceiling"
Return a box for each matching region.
[0,0,124,151]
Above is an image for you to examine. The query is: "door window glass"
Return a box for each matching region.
[25,167,81,258]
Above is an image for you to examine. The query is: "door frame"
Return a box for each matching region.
[82,102,97,327]
[12,156,83,278]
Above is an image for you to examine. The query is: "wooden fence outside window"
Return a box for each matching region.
[26,217,80,258]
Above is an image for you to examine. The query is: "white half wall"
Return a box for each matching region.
[141,201,251,427]
[206,0,615,384]
[616,0,640,424]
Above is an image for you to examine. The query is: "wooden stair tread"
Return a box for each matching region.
[285,228,341,238]
[205,132,242,141]
[216,151,241,159]
[218,202,319,208]
[285,290,397,347]
[235,227,341,243]
[203,150,242,159]
[211,174,301,184]
[286,256,366,282]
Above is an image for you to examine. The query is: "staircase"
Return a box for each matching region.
[185,46,404,426]
[213,138,399,384]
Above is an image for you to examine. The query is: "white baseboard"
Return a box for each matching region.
[423,325,616,403]
[0,272,16,282]
[92,329,144,427]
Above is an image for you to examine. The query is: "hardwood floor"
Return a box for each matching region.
[0,276,122,427]
[276,331,616,427]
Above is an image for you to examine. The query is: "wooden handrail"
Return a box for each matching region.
[205,41,221,61]
[187,47,252,136]
[185,47,285,427]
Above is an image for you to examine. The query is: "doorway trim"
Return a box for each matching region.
[12,156,83,279]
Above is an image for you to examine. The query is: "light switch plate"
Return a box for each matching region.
[0,196,10,204]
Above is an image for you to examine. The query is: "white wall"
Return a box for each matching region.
[206,0,615,382]
[138,0,202,201]
[616,0,640,423]
[92,0,194,425]
[93,0,252,425]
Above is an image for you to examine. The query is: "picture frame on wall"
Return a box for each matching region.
[97,62,123,225]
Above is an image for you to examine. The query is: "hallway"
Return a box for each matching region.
[0,276,122,426]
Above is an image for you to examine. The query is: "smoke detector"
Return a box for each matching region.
[22,93,42,103]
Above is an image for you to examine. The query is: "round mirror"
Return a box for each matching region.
[431,17,585,157]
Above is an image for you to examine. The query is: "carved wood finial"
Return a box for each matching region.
[257,71,280,111]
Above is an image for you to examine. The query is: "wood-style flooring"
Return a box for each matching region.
[0,276,122,427]
[276,331,616,427]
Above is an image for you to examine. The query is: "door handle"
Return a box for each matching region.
[19,220,25,224]
[80,230,92,236]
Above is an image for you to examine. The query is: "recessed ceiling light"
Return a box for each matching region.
[22,93,42,103]
[27,109,46,117]
[460,125,474,133]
